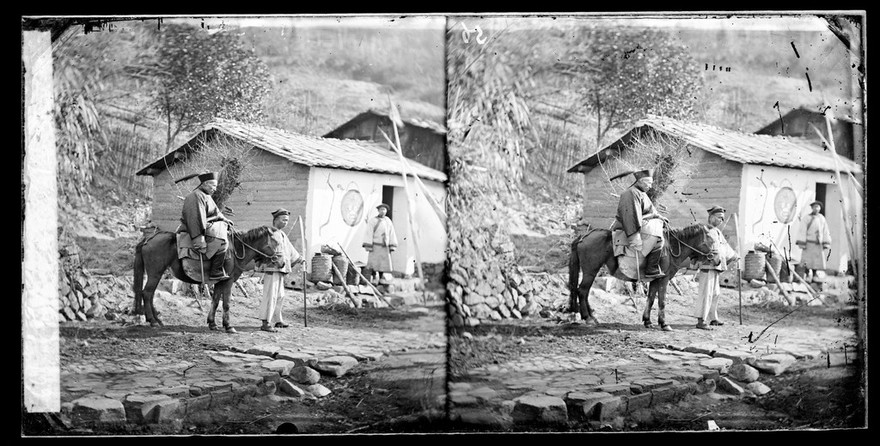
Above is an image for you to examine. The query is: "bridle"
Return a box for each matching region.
[666,223,716,260]
[231,229,277,260]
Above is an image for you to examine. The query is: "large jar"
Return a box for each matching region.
[310,253,333,283]
[743,250,767,281]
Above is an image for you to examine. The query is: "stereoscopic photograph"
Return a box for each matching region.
[22,11,866,436]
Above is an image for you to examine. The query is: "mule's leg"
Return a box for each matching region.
[134,286,144,316]
[142,275,164,327]
[643,281,657,328]
[657,281,672,331]
[220,284,237,334]
[578,274,599,326]
[207,285,221,330]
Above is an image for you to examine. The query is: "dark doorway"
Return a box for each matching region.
[815,183,827,215]
[382,185,394,220]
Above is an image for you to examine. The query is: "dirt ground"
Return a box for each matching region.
[448,282,866,432]
[27,201,868,435]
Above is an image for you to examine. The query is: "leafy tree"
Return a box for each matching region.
[556,26,704,147]
[152,24,271,149]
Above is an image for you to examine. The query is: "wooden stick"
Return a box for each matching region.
[331,262,360,308]
[733,213,744,325]
[378,125,428,303]
[336,243,396,309]
[670,277,684,296]
[737,268,743,325]
[765,263,796,305]
[789,267,826,305]
[298,215,308,328]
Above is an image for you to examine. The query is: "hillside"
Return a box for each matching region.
[55,20,446,205]
[482,22,859,271]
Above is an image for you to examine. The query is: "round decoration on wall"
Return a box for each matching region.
[340,189,364,227]
[773,186,797,224]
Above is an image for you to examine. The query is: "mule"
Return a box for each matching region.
[568,223,718,331]
[133,225,280,333]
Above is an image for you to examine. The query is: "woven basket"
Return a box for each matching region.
[743,251,767,281]
[765,252,783,283]
[331,255,349,285]
[310,253,333,283]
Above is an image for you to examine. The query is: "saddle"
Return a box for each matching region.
[610,225,668,283]
[176,225,232,283]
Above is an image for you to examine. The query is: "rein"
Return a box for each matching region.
[667,225,713,259]
[231,230,275,260]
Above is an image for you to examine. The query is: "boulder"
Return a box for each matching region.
[70,396,126,424]
[261,359,298,377]
[463,292,485,306]
[520,300,542,316]
[275,351,317,367]
[745,382,772,396]
[278,379,306,398]
[313,355,358,377]
[752,353,797,376]
[247,345,282,357]
[712,349,756,364]
[717,377,745,396]
[728,363,760,383]
[511,395,568,425]
[289,366,321,385]
[699,358,733,374]
[123,394,175,424]
[564,391,617,421]
[304,384,331,398]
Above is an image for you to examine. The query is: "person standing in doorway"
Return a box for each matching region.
[362,203,398,285]
[797,200,832,283]
[256,208,303,332]
[693,206,739,330]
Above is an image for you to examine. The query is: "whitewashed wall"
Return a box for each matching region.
[738,164,861,273]
[306,167,447,275]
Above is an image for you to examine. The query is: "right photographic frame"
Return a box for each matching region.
[443,12,866,433]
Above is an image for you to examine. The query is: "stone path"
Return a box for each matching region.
[58,307,447,428]
[448,323,858,429]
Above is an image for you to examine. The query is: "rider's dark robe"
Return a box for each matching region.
[611,185,657,237]
[180,188,227,258]
[181,188,222,240]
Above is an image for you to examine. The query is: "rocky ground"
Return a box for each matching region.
[25,194,867,436]
[447,273,865,432]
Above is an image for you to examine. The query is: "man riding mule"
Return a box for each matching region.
[133,171,283,333]
[610,168,668,280]
[568,169,720,331]
[178,172,234,281]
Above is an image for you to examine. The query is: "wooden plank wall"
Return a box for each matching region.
[147,147,310,248]
[579,145,744,250]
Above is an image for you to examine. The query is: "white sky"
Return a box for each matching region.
[161,15,446,30]
[449,13,844,32]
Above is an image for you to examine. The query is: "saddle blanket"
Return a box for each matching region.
[176,223,228,260]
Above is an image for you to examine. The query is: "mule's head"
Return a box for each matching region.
[235,225,282,263]
[264,226,285,264]
[697,224,722,266]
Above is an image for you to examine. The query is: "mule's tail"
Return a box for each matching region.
[568,236,582,313]
[133,238,146,312]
